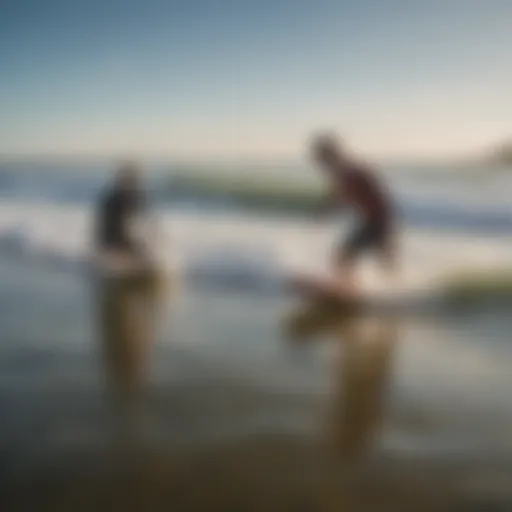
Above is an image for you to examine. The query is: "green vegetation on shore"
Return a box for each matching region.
[442,269,512,305]
[166,171,324,214]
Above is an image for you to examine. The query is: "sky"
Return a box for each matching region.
[1,0,511,161]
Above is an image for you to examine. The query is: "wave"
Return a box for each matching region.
[163,175,512,235]
[0,204,287,294]
[0,231,286,297]
[1,201,512,307]
[1,167,512,233]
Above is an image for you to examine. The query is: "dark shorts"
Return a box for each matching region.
[338,220,390,262]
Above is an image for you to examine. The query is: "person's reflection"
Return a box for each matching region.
[97,269,163,440]
[284,304,399,507]
[328,317,397,466]
[285,304,397,466]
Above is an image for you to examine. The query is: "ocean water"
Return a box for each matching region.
[1,162,512,510]
[0,162,512,293]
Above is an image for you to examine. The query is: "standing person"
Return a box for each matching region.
[93,162,164,439]
[311,134,399,298]
[93,161,152,268]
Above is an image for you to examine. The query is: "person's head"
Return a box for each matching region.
[114,161,141,192]
[310,133,348,172]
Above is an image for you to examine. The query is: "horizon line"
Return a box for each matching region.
[0,151,476,168]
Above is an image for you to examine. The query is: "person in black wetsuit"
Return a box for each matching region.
[94,163,162,424]
[94,162,148,259]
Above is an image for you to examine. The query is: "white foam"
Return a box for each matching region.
[0,199,511,295]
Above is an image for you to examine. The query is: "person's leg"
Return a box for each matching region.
[378,229,400,285]
[335,221,394,297]
[333,251,357,295]
[333,226,368,297]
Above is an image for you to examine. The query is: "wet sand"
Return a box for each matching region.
[1,261,512,511]
[4,440,507,512]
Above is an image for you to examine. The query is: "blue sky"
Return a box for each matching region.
[1,0,511,160]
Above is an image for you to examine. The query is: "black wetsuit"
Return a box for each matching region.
[94,187,146,254]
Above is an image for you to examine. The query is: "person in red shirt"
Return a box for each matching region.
[311,133,399,297]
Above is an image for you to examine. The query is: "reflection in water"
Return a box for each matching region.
[95,268,166,441]
[284,302,399,508]
[329,318,397,466]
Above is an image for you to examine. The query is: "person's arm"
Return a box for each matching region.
[89,194,107,266]
[317,185,347,220]
[128,191,165,260]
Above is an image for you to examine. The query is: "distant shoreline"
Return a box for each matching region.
[1,149,511,173]
[0,155,497,170]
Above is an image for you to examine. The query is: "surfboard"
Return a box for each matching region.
[288,267,512,320]
[283,301,355,341]
[289,273,363,306]
[288,272,443,319]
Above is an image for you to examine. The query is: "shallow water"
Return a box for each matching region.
[1,163,512,510]
[1,257,512,511]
